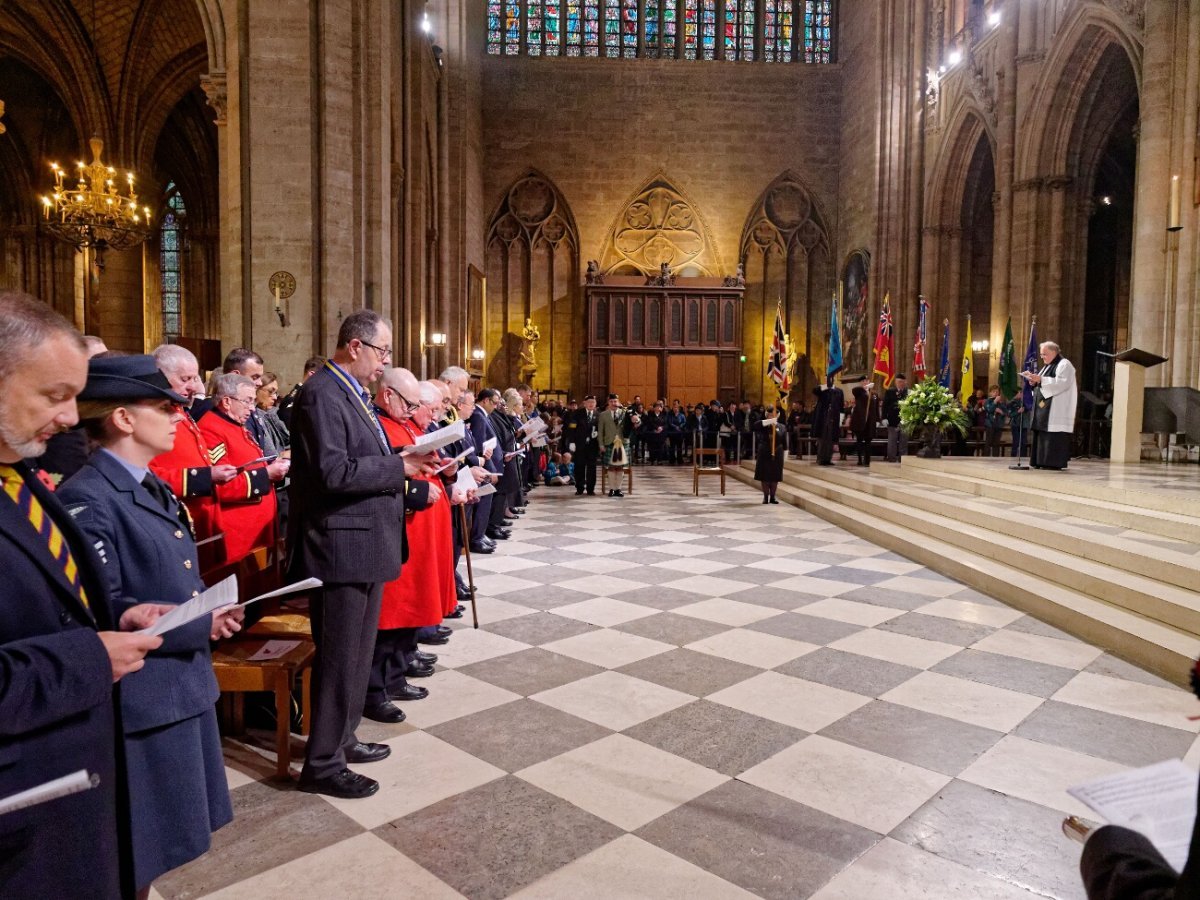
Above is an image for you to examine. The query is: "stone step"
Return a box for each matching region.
[728,463,1200,686]
[798,463,1200,596]
[899,456,1200,537]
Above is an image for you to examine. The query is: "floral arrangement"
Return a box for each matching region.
[897,377,970,437]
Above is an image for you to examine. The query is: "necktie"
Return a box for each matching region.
[361,390,390,451]
[0,464,89,608]
[142,472,193,534]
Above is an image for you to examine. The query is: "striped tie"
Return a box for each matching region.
[0,464,89,609]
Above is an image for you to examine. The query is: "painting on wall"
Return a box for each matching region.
[840,249,870,377]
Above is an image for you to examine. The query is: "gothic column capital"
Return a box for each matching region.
[200,72,228,126]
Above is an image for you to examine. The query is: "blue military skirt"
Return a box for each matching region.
[125,706,232,888]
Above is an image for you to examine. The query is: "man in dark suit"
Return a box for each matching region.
[0,291,160,899]
[287,309,435,800]
[566,395,599,496]
[467,390,503,553]
[882,373,909,462]
[850,375,880,466]
[276,355,325,428]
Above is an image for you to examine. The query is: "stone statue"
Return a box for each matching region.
[585,259,605,284]
[723,262,746,287]
[645,262,676,287]
[518,317,540,382]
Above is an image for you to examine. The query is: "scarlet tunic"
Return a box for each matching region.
[197,411,277,564]
[149,414,226,546]
[378,416,455,630]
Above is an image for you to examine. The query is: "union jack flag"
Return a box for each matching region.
[767,304,788,393]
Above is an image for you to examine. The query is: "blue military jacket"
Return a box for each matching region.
[59,451,218,735]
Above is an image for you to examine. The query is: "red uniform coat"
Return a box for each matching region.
[150,413,229,566]
[197,410,276,564]
[378,416,455,630]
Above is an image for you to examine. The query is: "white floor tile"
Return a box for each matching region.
[685,628,818,670]
[882,670,1044,732]
[531,671,694,730]
[829,628,961,670]
[542,628,673,668]
[707,671,869,732]
[1051,672,1200,732]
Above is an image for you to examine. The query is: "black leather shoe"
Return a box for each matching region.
[456,602,466,611]
[406,662,436,678]
[414,650,438,664]
[480,536,497,549]
[362,701,407,723]
[445,608,464,619]
[487,529,511,541]
[298,768,379,799]
[512,507,526,513]
[436,625,452,636]
[419,633,450,646]
[586,490,595,495]
[500,518,515,526]
[469,541,495,554]
[457,587,473,601]
[769,498,779,504]
[346,741,391,764]
[391,683,429,701]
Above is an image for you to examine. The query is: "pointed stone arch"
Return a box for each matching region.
[485,170,581,391]
[598,172,723,277]
[737,171,833,400]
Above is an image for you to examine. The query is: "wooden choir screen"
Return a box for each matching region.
[585,277,743,405]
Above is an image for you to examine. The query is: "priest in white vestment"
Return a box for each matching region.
[1022,340,1078,470]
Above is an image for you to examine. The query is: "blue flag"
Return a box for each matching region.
[937,320,951,388]
[1022,320,1039,410]
[827,292,843,377]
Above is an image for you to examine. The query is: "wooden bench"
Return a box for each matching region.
[212,639,314,779]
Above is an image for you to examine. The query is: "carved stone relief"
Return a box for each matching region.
[599,175,721,275]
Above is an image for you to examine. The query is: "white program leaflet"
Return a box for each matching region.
[432,447,472,475]
[0,770,99,817]
[244,577,323,607]
[1068,760,1199,872]
[482,437,497,454]
[248,640,303,661]
[519,417,547,437]
[401,421,465,455]
[453,466,477,495]
[474,482,496,497]
[139,574,238,636]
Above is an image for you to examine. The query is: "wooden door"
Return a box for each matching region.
[608,353,660,403]
[667,354,718,405]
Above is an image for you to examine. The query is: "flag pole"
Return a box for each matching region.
[1010,315,1036,471]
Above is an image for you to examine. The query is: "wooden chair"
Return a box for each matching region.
[212,639,314,778]
[692,434,726,496]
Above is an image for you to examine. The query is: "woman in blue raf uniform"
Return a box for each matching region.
[57,355,243,897]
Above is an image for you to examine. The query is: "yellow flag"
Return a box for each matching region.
[959,317,974,406]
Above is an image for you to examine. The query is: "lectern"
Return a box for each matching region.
[1102,348,1168,463]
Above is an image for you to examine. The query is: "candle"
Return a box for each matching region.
[274,283,281,307]
[1168,174,1182,231]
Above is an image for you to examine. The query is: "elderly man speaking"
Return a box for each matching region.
[1021,340,1078,471]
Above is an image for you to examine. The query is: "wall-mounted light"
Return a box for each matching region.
[425,331,447,349]
[470,348,485,362]
[1168,174,1183,232]
[1100,195,1113,206]
[947,49,963,67]
[971,339,990,353]
[420,12,432,34]
[988,11,1001,28]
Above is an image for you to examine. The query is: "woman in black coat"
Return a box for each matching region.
[57,356,242,896]
[753,404,788,503]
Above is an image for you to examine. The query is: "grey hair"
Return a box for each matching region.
[212,372,254,401]
[502,388,522,408]
[152,343,198,375]
[0,291,86,379]
[1039,341,1060,354]
[418,380,443,404]
[439,365,469,383]
[337,309,384,349]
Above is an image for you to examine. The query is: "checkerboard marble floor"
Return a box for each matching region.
[153,466,1200,900]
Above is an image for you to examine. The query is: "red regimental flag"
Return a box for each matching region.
[872,294,896,387]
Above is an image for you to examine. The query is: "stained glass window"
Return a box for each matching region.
[725,0,755,60]
[160,185,185,341]
[804,0,833,64]
[622,0,638,57]
[604,0,620,57]
[700,0,716,61]
[487,0,831,62]
[487,1,503,54]
[565,1,582,55]
[584,0,600,55]
[544,2,561,54]
[764,0,793,62]
[505,1,521,55]
[527,1,543,56]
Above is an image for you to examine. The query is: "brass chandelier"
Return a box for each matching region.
[39,137,153,263]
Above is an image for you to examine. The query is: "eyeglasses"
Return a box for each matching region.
[361,340,392,361]
[395,393,420,414]
[229,396,256,407]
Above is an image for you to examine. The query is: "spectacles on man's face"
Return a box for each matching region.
[395,393,420,414]
[229,396,256,407]
[361,340,393,362]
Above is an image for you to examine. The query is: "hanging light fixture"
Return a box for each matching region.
[38,136,153,265]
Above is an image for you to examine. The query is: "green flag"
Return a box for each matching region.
[998,317,1018,399]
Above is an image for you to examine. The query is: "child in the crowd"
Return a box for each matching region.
[544,451,575,486]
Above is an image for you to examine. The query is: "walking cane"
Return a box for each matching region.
[458,504,479,629]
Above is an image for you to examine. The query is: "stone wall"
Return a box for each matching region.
[481,55,843,396]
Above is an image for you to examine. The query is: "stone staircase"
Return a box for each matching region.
[727,455,1200,686]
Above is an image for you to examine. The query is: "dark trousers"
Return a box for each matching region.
[854,432,871,465]
[472,494,493,541]
[303,581,383,779]
[575,457,597,494]
[1080,825,1188,899]
[366,626,417,706]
